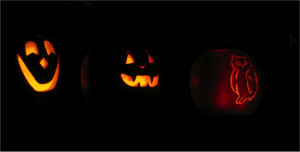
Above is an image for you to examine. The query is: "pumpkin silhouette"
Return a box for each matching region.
[81,46,163,119]
[190,49,263,117]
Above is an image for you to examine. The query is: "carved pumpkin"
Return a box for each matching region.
[190,49,262,117]
[81,47,162,118]
[2,36,63,118]
[17,38,60,92]
[121,50,159,88]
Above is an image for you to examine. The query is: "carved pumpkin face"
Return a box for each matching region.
[2,36,63,118]
[81,47,162,119]
[121,50,159,88]
[17,38,60,92]
[190,49,262,117]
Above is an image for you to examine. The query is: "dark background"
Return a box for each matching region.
[1,1,299,151]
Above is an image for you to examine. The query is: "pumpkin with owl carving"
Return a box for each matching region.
[81,47,162,118]
[190,49,263,117]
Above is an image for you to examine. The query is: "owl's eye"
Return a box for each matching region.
[126,54,135,64]
[243,61,247,65]
[236,61,241,65]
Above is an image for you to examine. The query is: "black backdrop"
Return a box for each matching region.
[1,1,299,151]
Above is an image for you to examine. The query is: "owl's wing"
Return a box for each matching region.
[230,69,239,93]
[246,69,258,101]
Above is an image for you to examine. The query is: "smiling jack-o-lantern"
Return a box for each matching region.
[17,40,60,92]
[81,47,162,118]
[2,36,63,118]
[190,49,262,117]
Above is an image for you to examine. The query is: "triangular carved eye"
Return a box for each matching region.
[25,41,39,56]
[148,54,154,63]
[126,54,135,64]
[44,40,56,55]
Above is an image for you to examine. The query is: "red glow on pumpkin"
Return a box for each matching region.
[216,80,229,110]
[192,78,198,86]
[81,65,87,88]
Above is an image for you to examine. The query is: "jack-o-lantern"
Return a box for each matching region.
[121,50,159,88]
[81,47,162,118]
[17,39,60,92]
[2,36,63,118]
[190,49,262,117]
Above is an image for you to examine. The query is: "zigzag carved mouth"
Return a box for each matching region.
[121,73,158,87]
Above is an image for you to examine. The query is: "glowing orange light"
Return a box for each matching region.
[246,69,258,101]
[148,54,154,63]
[39,57,48,69]
[230,55,258,104]
[139,65,146,69]
[44,40,56,55]
[126,54,135,64]
[121,73,158,87]
[17,54,60,92]
[25,41,39,56]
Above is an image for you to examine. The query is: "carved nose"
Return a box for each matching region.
[40,57,48,69]
[139,65,146,69]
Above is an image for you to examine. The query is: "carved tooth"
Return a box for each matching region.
[150,74,159,87]
[132,74,137,82]
[138,81,143,87]
[149,75,154,83]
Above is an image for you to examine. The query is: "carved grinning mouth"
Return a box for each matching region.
[121,73,159,87]
[17,54,60,92]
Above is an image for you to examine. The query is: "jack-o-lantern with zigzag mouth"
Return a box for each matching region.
[121,50,159,88]
[81,48,162,118]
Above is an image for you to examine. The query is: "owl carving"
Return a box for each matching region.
[230,55,258,104]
